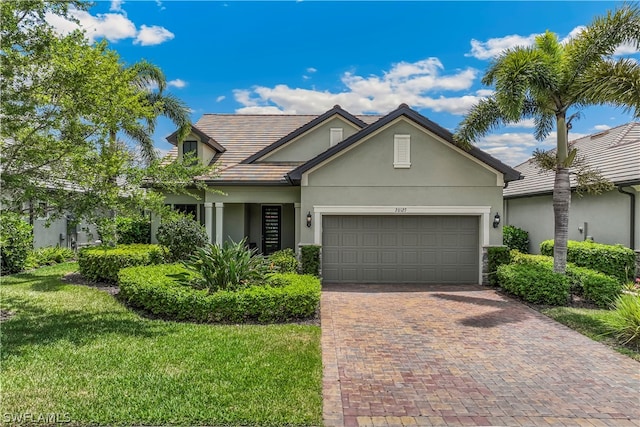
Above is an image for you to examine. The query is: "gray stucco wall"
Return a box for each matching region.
[505,187,640,253]
[299,119,505,245]
[260,116,361,163]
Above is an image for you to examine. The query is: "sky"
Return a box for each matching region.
[48,1,639,166]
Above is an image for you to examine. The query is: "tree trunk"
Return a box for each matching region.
[553,113,570,273]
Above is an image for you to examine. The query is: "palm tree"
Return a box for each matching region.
[454,5,640,273]
[116,60,191,163]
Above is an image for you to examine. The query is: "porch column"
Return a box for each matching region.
[294,202,301,251]
[215,202,224,246]
[204,202,213,244]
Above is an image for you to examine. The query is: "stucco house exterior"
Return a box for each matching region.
[156,104,521,284]
[504,122,640,253]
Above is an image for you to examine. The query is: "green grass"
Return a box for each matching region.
[542,306,640,361]
[0,263,322,426]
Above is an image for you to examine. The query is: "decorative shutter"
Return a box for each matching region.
[394,134,411,168]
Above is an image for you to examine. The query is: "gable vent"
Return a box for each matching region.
[394,134,411,168]
[330,128,343,147]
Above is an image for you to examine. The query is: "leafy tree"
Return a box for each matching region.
[455,5,640,273]
[1,1,212,240]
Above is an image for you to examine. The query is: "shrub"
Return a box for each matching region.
[118,264,321,323]
[78,244,165,283]
[486,246,510,286]
[184,239,269,292]
[0,212,33,274]
[540,240,635,283]
[566,266,621,308]
[300,245,321,276]
[605,294,640,349]
[156,215,208,262]
[510,250,554,267]
[25,246,75,269]
[115,215,150,244]
[502,225,530,253]
[269,248,298,273]
[497,262,570,306]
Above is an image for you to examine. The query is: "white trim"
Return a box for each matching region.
[215,202,224,246]
[312,205,491,284]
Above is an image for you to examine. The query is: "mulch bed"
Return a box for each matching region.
[61,272,119,296]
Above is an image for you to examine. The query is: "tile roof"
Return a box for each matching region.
[504,122,640,198]
[203,164,301,184]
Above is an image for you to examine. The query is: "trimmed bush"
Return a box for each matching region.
[605,294,640,349]
[115,215,151,244]
[269,248,298,273]
[156,215,208,262]
[566,266,622,308]
[503,225,530,253]
[78,244,165,283]
[540,240,635,283]
[118,264,321,323]
[0,212,33,274]
[510,250,554,267]
[300,245,321,276]
[25,246,75,269]
[487,246,510,286]
[497,262,570,305]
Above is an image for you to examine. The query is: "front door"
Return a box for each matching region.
[262,205,282,255]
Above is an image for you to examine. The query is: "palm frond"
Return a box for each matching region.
[129,60,167,93]
[454,97,507,146]
[122,124,156,163]
[575,58,640,117]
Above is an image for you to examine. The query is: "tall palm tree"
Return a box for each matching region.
[454,5,640,273]
[116,60,191,163]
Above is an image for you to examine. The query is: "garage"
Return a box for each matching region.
[322,215,479,284]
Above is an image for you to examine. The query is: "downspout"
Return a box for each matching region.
[618,186,636,249]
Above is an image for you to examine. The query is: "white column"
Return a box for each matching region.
[294,203,301,251]
[204,202,213,244]
[215,202,224,246]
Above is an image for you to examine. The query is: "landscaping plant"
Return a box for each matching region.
[78,244,165,283]
[605,294,640,349]
[0,211,33,274]
[156,214,208,262]
[25,246,75,269]
[502,225,530,253]
[184,238,270,292]
[269,248,299,273]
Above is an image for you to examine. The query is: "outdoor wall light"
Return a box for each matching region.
[493,212,501,228]
[306,211,312,228]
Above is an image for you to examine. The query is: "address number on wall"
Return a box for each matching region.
[394,207,407,213]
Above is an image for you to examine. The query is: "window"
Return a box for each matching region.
[330,128,343,147]
[394,134,411,168]
[174,204,197,219]
[183,140,198,163]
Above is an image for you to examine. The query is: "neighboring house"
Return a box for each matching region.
[25,201,97,249]
[504,122,640,253]
[156,104,521,284]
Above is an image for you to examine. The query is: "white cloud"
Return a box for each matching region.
[46,7,173,46]
[234,58,480,115]
[134,25,174,46]
[506,118,536,129]
[592,124,611,131]
[306,67,317,73]
[110,1,124,12]
[467,34,537,60]
[167,79,186,88]
[615,42,640,56]
[475,89,494,97]
[216,95,226,102]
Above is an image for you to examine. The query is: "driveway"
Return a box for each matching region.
[322,284,640,427]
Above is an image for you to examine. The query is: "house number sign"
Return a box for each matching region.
[394,207,407,213]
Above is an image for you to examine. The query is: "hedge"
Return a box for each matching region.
[503,225,530,253]
[0,212,33,274]
[78,244,165,283]
[300,245,321,276]
[486,246,510,286]
[540,240,635,283]
[497,262,570,306]
[566,266,621,308]
[118,264,321,323]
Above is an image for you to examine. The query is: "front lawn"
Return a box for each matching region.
[0,263,322,426]
[542,306,640,362]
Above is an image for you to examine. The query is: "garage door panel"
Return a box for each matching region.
[322,215,478,284]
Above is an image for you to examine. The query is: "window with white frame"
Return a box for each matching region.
[393,134,411,168]
[330,128,343,147]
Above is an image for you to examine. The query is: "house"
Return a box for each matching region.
[504,122,640,253]
[156,104,521,284]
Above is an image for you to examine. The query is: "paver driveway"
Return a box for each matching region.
[322,284,640,427]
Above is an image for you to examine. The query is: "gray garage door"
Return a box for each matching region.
[322,215,479,284]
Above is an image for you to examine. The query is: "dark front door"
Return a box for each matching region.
[262,205,281,255]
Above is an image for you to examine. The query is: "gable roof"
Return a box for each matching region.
[166,124,227,153]
[287,104,523,184]
[241,105,370,164]
[504,122,640,198]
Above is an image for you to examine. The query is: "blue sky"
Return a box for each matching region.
[49,1,638,166]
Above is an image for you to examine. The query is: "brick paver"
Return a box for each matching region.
[322,284,640,426]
